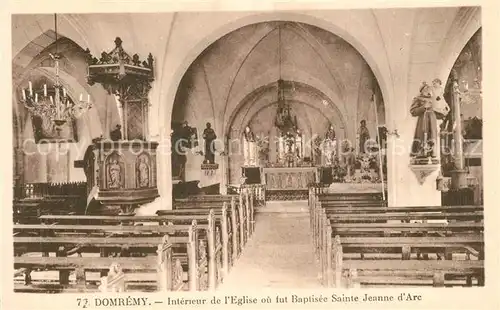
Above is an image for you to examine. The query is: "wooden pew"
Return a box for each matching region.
[179,191,253,235]
[308,189,386,244]
[312,201,483,234]
[330,235,483,257]
[317,205,483,239]
[317,193,385,203]
[326,211,483,222]
[322,205,483,212]
[323,233,484,288]
[329,222,484,237]
[175,192,254,246]
[314,205,483,259]
[156,209,227,286]
[13,197,82,224]
[13,235,181,293]
[175,201,239,263]
[13,181,87,224]
[14,221,200,291]
[313,202,484,288]
[175,198,249,248]
[241,184,266,207]
[309,200,380,251]
[38,213,219,291]
[178,194,238,203]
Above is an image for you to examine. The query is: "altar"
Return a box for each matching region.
[263,167,318,200]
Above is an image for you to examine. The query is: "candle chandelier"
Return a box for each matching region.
[19,14,92,126]
[274,24,298,134]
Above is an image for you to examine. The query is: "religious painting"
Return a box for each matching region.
[31,115,78,143]
[136,153,151,188]
[105,152,125,190]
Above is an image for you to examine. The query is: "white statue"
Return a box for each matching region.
[322,125,337,166]
[243,126,256,166]
[278,133,285,162]
[295,130,303,159]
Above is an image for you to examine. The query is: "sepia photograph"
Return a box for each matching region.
[9,5,488,299]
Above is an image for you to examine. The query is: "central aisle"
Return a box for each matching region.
[218,201,322,289]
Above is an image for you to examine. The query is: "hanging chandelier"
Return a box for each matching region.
[274,24,298,134]
[19,14,92,126]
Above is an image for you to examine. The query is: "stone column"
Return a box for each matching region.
[450,80,468,190]
[220,139,228,194]
[155,126,172,210]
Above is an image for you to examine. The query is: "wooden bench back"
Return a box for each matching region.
[14,235,181,292]
[322,205,482,212]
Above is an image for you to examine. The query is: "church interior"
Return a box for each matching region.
[12,8,484,292]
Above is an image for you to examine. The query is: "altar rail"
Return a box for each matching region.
[14,182,87,200]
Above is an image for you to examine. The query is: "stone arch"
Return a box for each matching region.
[218,22,348,123]
[243,100,342,138]
[436,7,481,82]
[165,14,391,196]
[12,14,98,65]
[159,11,393,135]
[13,33,106,184]
[224,80,348,139]
[225,78,349,186]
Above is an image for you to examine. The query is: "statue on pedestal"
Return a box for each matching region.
[295,129,303,159]
[312,135,323,166]
[322,125,337,166]
[410,80,449,162]
[278,134,285,162]
[357,120,370,154]
[325,125,336,141]
[342,143,356,178]
[243,126,256,166]
[203,122,217,164]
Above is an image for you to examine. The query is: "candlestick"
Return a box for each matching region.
[43,84,47,97]
[87,94,90,103]
[50,96,54,105]
[22,89,26,101]
[79,94,83,101]
[63,88,67,98]
[35,93,38,103]
[29,82,33,96]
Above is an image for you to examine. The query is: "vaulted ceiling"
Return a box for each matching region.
[172,21,382,140]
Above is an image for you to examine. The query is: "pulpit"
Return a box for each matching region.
[76,141,159,213]
[77,37,158,214]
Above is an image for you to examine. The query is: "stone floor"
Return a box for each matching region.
[218,201,322,289]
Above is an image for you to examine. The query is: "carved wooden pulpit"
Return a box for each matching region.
[76,37,159,214]
[76,141,159,214]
